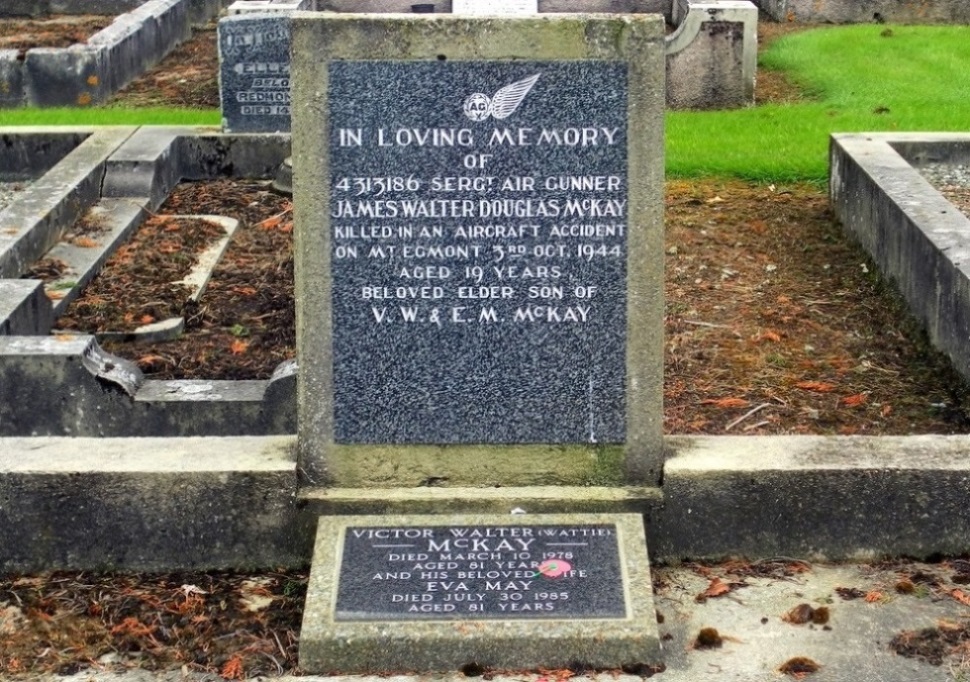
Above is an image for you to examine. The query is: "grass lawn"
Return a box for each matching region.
[667,24,970,182]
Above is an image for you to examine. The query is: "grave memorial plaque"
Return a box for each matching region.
[336,523,625,620]
[218,14,291,133]
[328,61,628,444]
[300,513,661,673]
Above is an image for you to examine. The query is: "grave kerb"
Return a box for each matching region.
[292,14,665,487]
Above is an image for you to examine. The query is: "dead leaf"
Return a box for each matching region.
[72,236,98,248]
[139,314,155,325]
[881,404,893,417]
[864,590,884,603]
[232,286,257,296]
[220,655,245,681]
[796,381,837,393]
[758,330,782,343]
[110,616,154,637]
[259,215,282,230]
[951,589,970,607]
[45,290,65,300]
[783,603,815,624]
[230,339,249,355]
[705,196,724,204]
[841,393,868,407]
[695,577,731,602]
[700,397,750,409]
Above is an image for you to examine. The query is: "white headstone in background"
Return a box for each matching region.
[451,0,537,14]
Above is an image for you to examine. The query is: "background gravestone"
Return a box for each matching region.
[218,13,291,133]
[292,14,665,487]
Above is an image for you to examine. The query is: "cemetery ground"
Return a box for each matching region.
[4,14,970,682]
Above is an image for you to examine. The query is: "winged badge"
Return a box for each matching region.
[463,74,540,121]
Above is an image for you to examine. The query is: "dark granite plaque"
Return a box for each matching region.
[218,14,291,133]
[328,61,628,444]
[335,523,625,621]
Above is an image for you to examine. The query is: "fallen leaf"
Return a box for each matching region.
[45,290,65,300]
[758,330,782,343]
[110,616,154,637]
[951,589,970,607]
[136,355,168,367]
[841,393,868,407]
[796,381,837,393]
[783,603,815,624]
[696,577,731,602]
[881,404,893,417]
[259,215,283,230]
[230,339,249,355]
[232,286,257,296]
[220,655,245,681]
[72,236,98,248]
[139,314,155,325]
[705,195,724,204]
[700,397,750,409]
[864,590,884,603]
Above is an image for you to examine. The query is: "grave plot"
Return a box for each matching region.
[0,127,297,438]
[0,0,221,107]
[5,128,970,440]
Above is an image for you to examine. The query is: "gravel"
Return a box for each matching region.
[916,162,970,219]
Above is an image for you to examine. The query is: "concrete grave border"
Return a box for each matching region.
[2,128,970,571]
[0,0,223,107]
[830,133,970,385]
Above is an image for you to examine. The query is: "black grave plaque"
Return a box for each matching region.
[335,523,626,621]
[218,14,291,133]
[328,61,628,444]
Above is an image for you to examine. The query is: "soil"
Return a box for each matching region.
[53,181,296,378]
[0,15,113,53]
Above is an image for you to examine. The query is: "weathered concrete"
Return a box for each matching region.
[666,0,757,109]
[300,513,660,673]
[0,128,136,278]
[0,435,308,571]
[758,0,970,23]
[102,127,291,208]
[41,198,148,316]
[0,335,297,436]
[0,280,53,335]
[830,133,970,386]
[656,434,970,561]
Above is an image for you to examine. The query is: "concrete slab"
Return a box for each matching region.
[0,435,307,571]
[656,434,970,561]
[0,280,53,335]
[300,513,660,673]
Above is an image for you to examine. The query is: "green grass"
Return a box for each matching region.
[667,24,970,182]
[0,107,219,127]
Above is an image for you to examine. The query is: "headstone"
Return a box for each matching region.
[217,13,291,133]
[292,14,665,486]
[300,513,661,672]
